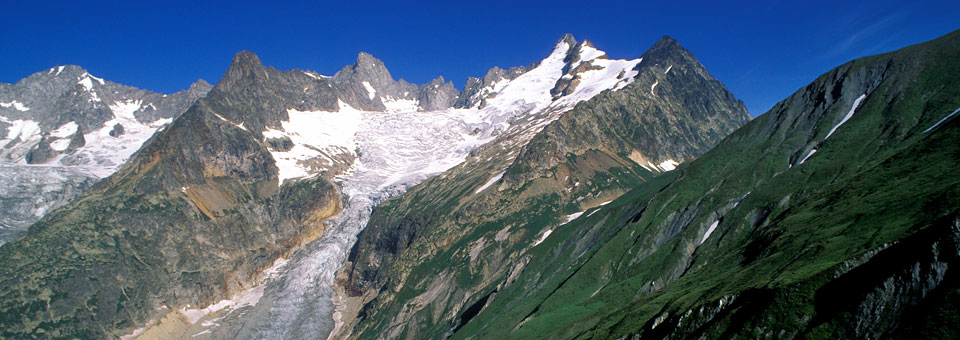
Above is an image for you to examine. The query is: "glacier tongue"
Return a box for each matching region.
[192,104,496,340]
[162,37,644,340]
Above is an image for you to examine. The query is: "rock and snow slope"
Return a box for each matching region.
[0,68,210,245]
[133,34,649,340]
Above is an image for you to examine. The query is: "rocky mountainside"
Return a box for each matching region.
[0,53,342,339]
[396,30,960,339]
[0,65,211,168]
[334,35,750,340]
[0,34,690,339]
[0,67,211,246]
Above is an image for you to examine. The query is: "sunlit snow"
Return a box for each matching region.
[474,172,504,194]
[700,220,719,245]
[798,148,817,165]
[0,100,30,111]
[361,81,376,100]
[824,94,866,140]
[923,106,960,133]
[659,159,679,171]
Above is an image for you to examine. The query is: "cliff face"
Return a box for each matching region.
[0,52,342,340]
[337,36,751,340]
[428,30,960,339]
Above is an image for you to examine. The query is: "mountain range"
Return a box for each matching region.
[0,29,957,340]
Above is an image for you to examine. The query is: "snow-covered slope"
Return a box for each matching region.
[131,34,645,340]
[258,35,642,187]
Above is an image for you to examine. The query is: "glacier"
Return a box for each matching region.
[165,38,646,339]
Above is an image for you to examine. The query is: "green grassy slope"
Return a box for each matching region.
[452,29,960,340]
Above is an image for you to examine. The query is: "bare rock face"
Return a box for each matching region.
[108,123,124,137]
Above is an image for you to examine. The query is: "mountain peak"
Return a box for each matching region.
[648,35,684,53]
[231,50,263,68]
[220,50,268,86]
[638,35,695,68]
[556,33,578,49]
[356,51,381,64]
[191,78,211,88]
[334,51,395,91]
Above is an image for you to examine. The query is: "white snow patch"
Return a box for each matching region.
[533,229,552,247]
[923,107,960,133]
[192,329,212,337]
[534,209,590,247]
[576,44,607,61]
[798,148,817,165]
[361,81,376,100]
[89,74,105,85]
[213,113,247,130]
[267,100,363,184]
[303,71,330,80]
[55,66,64,76]
[50,122,78,138]
[565,211,585,223]
[1,119,41,143]
[650,80,659,95]
[658,159,679,171]
[585,200,614,218]
[109,100,142,120]
[700,220,720,245]
[824,94,866,140]
[50,139,71,151]
[79,77,95,91]
[664,65,673,74]
[0,100,30,111]
[474,172,504,194]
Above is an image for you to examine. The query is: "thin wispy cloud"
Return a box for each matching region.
[815,8,909,62]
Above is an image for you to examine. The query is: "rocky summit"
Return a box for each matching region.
[1,28,959,340]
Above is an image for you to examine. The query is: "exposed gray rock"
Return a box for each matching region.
[454,65,532,109]
[108,123,124,137]
[417,76,459,111]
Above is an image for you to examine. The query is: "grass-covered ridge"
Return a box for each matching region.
[450,29,960,339]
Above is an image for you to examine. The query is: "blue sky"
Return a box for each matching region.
[1,0,957,116]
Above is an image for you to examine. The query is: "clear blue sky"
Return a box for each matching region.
[1,0,957,116]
